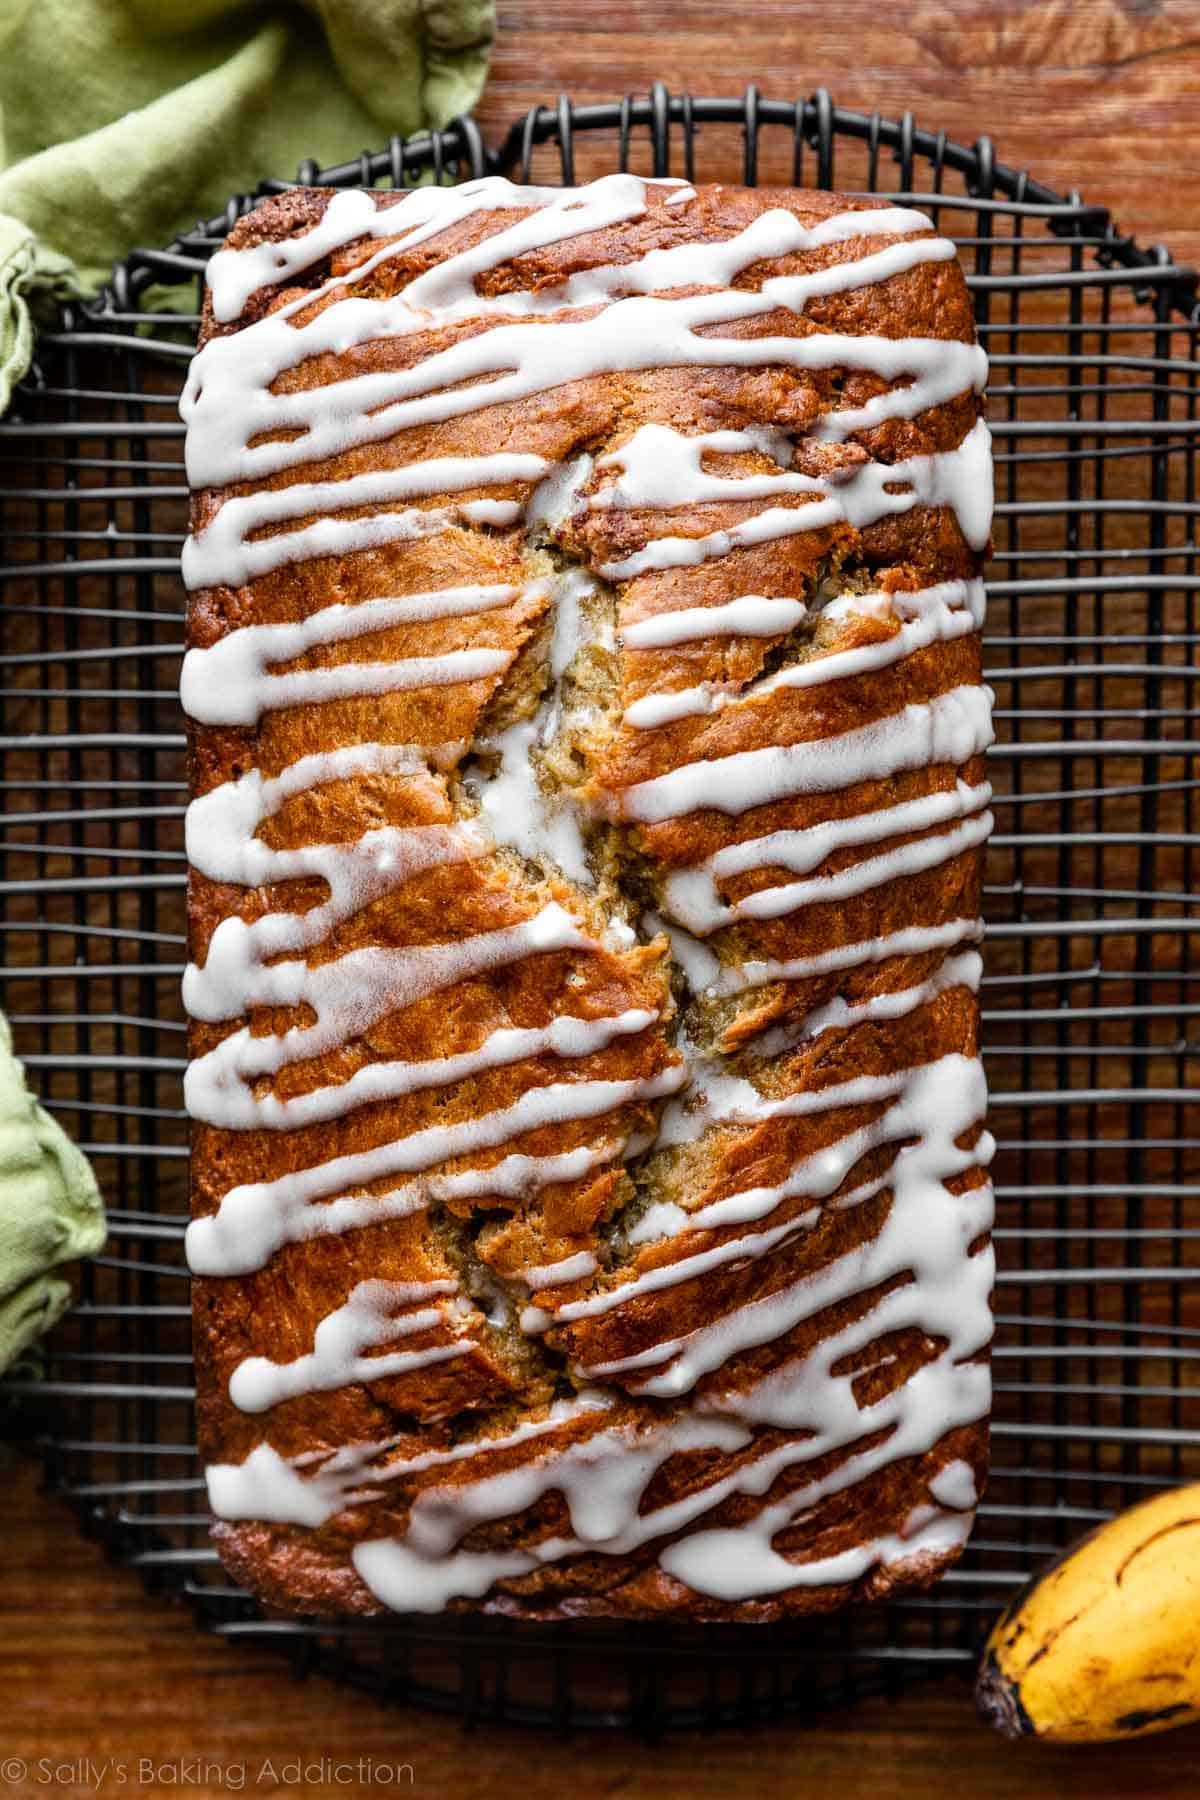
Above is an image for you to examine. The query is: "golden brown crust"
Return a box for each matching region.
[187,180,991,1619]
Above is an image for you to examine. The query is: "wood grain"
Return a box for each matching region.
[477,0,1200,270]
[5,2,1200,1794]
[4,1454,1198,1800]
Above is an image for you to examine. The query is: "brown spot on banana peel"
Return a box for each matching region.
[991,1563,1087,1670]
[987,1524,1110,1672]
[1113,1515,1200,1586]
[1112,1703,1197,1735]
[1021,1608,1084,1673]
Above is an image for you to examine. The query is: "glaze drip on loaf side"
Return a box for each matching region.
[182,174,994,1619]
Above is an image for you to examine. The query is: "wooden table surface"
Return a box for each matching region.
[6,3,1200,1796]
[4,1452,1197,1798]
[478,0,1200,272]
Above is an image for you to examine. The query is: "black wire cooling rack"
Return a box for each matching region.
[2,86,1199,1734]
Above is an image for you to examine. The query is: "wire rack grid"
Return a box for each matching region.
[1,85,1199,1734]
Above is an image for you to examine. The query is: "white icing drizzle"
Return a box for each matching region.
[538,202,947,327]
[229,1279,468,1414]
[196,1067,681,1229]
[209,1441,367,1528]
[189,1064,682,1277]
[733,810,992,920]
[522,1250,600,1292]
[207,179,932,333]
[351,1412,755,1611]
[207,1395,611,1527]
[614,683,994,825]
[705,778,992,883]
[632,1147,990,1398]
[206,177,646,327]
[185,902,592,1112]
[622,593,807,649]
[712,916,984,996]
[752,947,983,1054]
[928,1457,979,1511]
[188,1143,619,1279]
[208,188,384,322]
[540,1050,986,1326]
[181,583,528,727]
[184,177,979,498]
[624,684,733,731]
[464,570,598,885]
[186,174,994,1607]
[655,1051,763,1150]
[343,1053,990,1609]
[662,805,994,936]
[592,423,793,509]
[468,719,596,883]
[660,1497,975,1600]
[578,1197,833,1355]
[192,1008,658,1133]
[183,457,544,591]
[186,745,479,937]
[621,578,985,730]
[205,175,673,325]
[644,911,723,994]
[598,420,993,580]
[528,454,594,530]
[547,568,596,684]
[639,1160,881,1255]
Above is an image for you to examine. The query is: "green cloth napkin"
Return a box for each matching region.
[0,0,496,410]
[0,1013,105,1375]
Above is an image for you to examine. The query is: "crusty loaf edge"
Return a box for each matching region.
[209,1422,986,1621]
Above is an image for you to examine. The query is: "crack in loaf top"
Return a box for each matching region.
[181,171,996,1619]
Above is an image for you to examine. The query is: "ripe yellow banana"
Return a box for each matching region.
[977,1482,1200,1742]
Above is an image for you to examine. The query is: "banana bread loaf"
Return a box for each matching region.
[181,173,994,1619]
